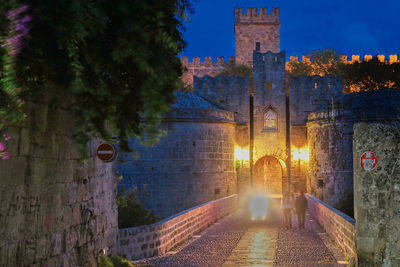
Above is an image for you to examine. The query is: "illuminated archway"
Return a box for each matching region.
[253,155,286,195]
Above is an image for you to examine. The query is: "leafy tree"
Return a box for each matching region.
[340,58,400,92]
[116,187,156,228]
[287,48,400,93]
[0,0,193,154]
[287,48,341,77]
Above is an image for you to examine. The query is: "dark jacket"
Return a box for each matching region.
[295,195,308,213]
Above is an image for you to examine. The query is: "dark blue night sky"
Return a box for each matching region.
[182,0,400,60]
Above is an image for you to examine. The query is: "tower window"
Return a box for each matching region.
[314,82,318,89]
[255,42,260,51]
[266,82,272,90]
[264,108,278,131]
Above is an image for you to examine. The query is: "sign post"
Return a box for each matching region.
[96,143,116,162]
[360,151,378,171]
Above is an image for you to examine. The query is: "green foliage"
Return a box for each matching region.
[98,255,134,267]
[340,58,400,92]
[0,0,193,155]
[287,48,341,77]
[117,187,156,228]
[98,256,114,267]
[334,191,354,218]
[288,48,400,92]
[216,64,252,77]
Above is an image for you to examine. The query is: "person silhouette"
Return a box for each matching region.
[295,191,308,229]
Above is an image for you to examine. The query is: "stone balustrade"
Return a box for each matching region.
[117,194,238,260]
[306,194,356,259]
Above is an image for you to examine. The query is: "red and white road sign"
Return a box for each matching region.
[360,151,378,171]
[96,143,116,162]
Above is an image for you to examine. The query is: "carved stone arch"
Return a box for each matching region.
[262,105,279,131]
[253,154,287,195]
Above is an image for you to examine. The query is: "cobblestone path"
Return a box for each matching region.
[136,211,250,267]
[134,210,348,267]
[274,213,348,267]
[222,221,278,266]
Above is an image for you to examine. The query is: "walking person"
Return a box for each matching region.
[295,191,308,229]
[281,192,293,229]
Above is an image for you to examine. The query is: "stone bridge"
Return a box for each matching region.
[117,194,354,266]
[115,122,400,266]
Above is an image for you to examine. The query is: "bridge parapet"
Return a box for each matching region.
[306,194,356,260]
[117,194,238,260]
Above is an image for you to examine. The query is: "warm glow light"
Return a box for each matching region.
[250,194,268,220]
[235,147,249,161]
[292,147,309,161]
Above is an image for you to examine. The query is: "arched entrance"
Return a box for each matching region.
[254,156,286,195]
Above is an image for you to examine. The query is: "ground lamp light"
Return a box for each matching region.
[235,147,250,168]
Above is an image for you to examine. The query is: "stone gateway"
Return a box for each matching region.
[118,7,400,220]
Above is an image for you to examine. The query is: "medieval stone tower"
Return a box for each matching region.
[181,8,281,86]
[235,8,280,66]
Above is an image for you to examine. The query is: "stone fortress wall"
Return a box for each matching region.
[289,75,342,125]
[307,90,400,206]
[0,98,118,266]
[117,92,237,220]
[123,6,400,221]
[181,56,234,88]
[193,75,250,124]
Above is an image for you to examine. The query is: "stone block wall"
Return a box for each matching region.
[194,75,250,124]
[306,194,356,258]
[234,8,280,66]
[307,115,354,206]
[354,123,400,266]
[290,75,342,125]
[117,119,237,220]
[181,56,234,87]
[0,100,118,266]
[117,194,238,260]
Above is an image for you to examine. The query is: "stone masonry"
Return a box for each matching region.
[235,8,280,66]
[306,194,356,259]
[0,97,118,266]
[117,194,237,260]
[354,123,400,266]
[307,90,400,207]
[117,92,237,220]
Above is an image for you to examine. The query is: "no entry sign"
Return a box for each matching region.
[96,143,116,162]
[360,151,378,171]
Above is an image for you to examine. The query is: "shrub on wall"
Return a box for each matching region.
[116,188,156,228]
[334,191,354,218]
[98,255,133,267]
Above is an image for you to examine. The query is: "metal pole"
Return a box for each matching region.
[249,73,254,190]
[250,94,254,189]
[285,78,291,193]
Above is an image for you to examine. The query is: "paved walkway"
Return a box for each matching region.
[134,209,349,267]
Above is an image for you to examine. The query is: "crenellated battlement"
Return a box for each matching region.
[180,56,235,87]
[235,7,280,24]
[288,54,399,64]
[181,56,235,66]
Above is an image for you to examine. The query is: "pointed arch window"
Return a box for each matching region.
[263,107,278,131]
